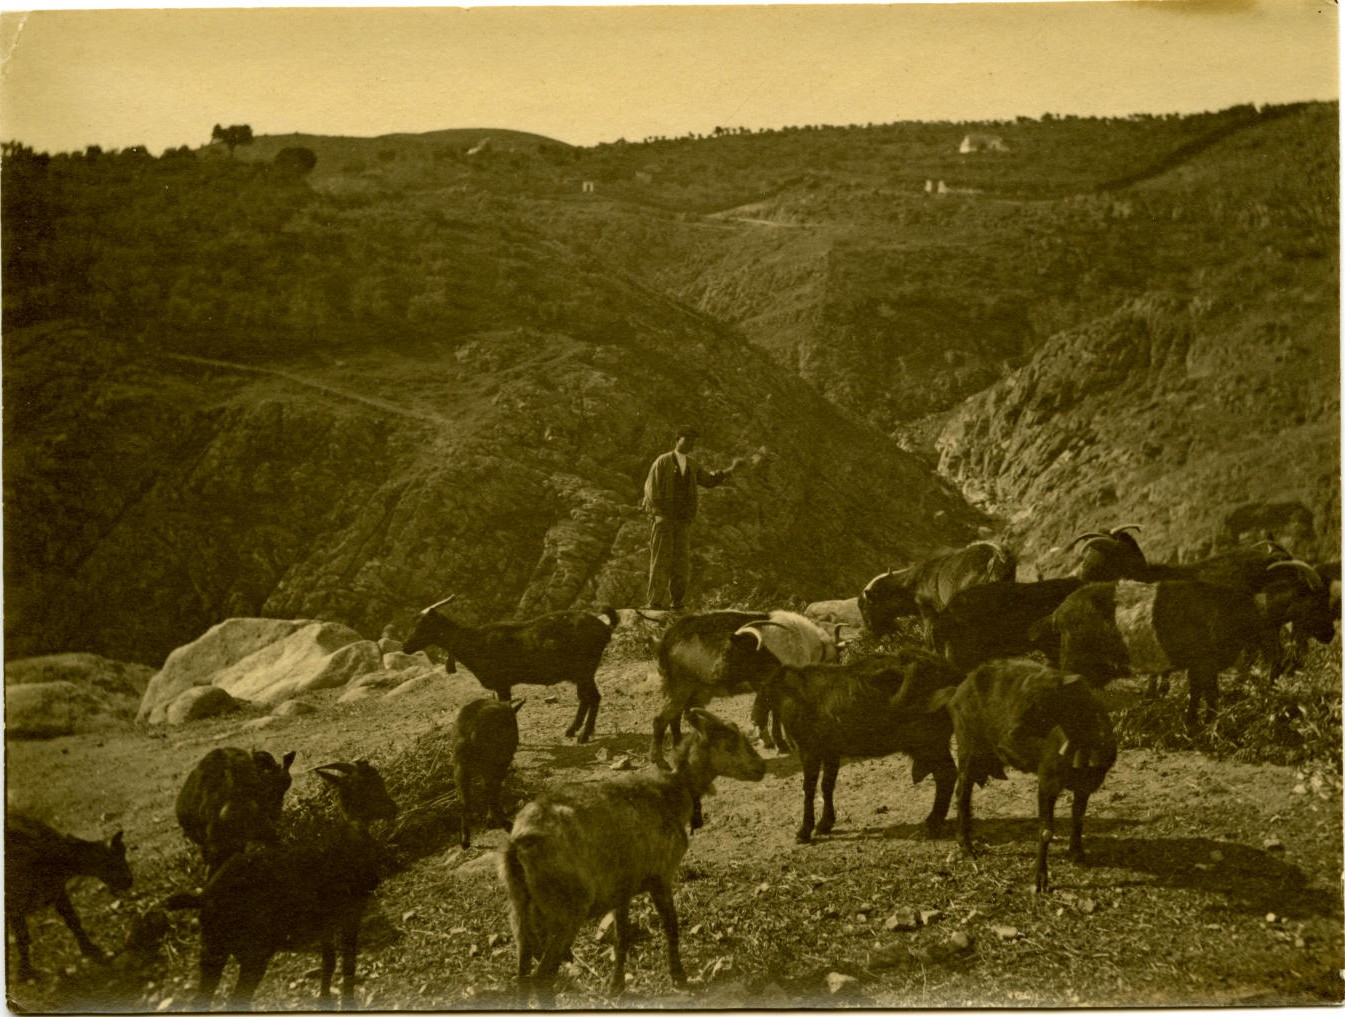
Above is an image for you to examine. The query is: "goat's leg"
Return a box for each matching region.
[816,753,840,835]
[229,950,271,1011]
[1068,788,1092,862]
[650,689,688,768]
[955,762,977,857]
[532,919,582,1009]
[318,939,337,1007]
[797,751,821,843]
[339,918,359,1009]
[485,770,509,833]
[1202,669,1220,725]
[609,903,632,994]
[455,758,474,850]
[195,938,228,1010]
[570,680,600,743]
[924,752,957,838]
[1034,782,1058,894]
[52,891,103,962]
[749,689,774,748]
[649,879,687,989]
[10,914,35,981]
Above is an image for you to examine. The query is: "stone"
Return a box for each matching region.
[165,685,238,725]
[825,972,859,996]
[272,699,317,717]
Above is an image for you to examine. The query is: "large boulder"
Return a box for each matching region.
[5,653,153,738]
[138,618,382,723]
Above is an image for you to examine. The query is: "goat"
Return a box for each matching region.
[452,698,524,849]
[1041,560,1334,727]
[401,595,618,743]
[767,647,963,844]
[6,813,132,981]
[930,577,1085,671]
[858,540,1017,642]
[648,609,840,768]
[1071,525,1291,588]
[164,760,398,1011]
[175,747,296,875]
[501,708,765,1005]
[934,658,1117,893]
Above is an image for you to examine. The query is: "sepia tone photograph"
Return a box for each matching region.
[1,0,1340,1010]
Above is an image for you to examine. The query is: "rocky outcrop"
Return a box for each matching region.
[937,291,1340,569]
[138,619,383,723]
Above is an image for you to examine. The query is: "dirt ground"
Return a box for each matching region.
[6,629,1343,1011]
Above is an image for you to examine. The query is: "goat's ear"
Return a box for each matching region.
[684,708,711,735]
[282,751,297,771]
[315,769,342,789]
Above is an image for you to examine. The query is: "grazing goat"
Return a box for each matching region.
[935,658,1117,893]
[1042,560,1334,727]
[452,698,524,849]
[768,647,963,844]
[858,540,1017,641]
[930,578,1085,670]
[402,595,618,743]
[6,813,132,981]
[176,747,296,875]
[165,760,398,1011]
[501,708,765,1005]
[648,609,840,767]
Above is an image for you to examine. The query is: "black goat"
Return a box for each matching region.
[1043,560,1334,727]
[1071,525,1291,588]
[452,698,524,849]
[402,595,618,743]
[768,647,963,844]
[858,540,1017,641]
[165,760,398,1011]
[930,578,1085,671]
[934,658,1117,893]
[648,609,839,768]
[501,709,765,1005]
[176,747,296,875]
[6,812,132,981]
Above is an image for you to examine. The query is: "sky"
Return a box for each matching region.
[0,1,1337,156]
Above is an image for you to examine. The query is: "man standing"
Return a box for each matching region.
[641,425,744,610]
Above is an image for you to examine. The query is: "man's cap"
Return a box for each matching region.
[676,424,701,439]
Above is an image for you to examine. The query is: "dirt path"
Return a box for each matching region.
[6,645,1342,1010]
[161,353,454,428]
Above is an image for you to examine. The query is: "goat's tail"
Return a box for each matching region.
[162,892,204,911]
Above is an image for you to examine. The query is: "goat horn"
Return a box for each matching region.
[420,593,457,615]
[1267,560,1324,590]
[1110,524,1143,535]
[313,762,356,775]
[1251,538,1291,557]
[1081,536,1121,554]
[1067,531,1111,551]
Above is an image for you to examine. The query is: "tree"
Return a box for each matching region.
[274,146,317,176]
[211,123,254,156]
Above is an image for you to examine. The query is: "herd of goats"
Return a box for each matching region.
[6,525,1340,1009]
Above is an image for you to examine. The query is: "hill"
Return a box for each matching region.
[2,102,1337,662]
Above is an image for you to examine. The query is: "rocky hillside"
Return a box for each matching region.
[937,105,1339,567]
[4,311,979,666]
[3,103,1336,665]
